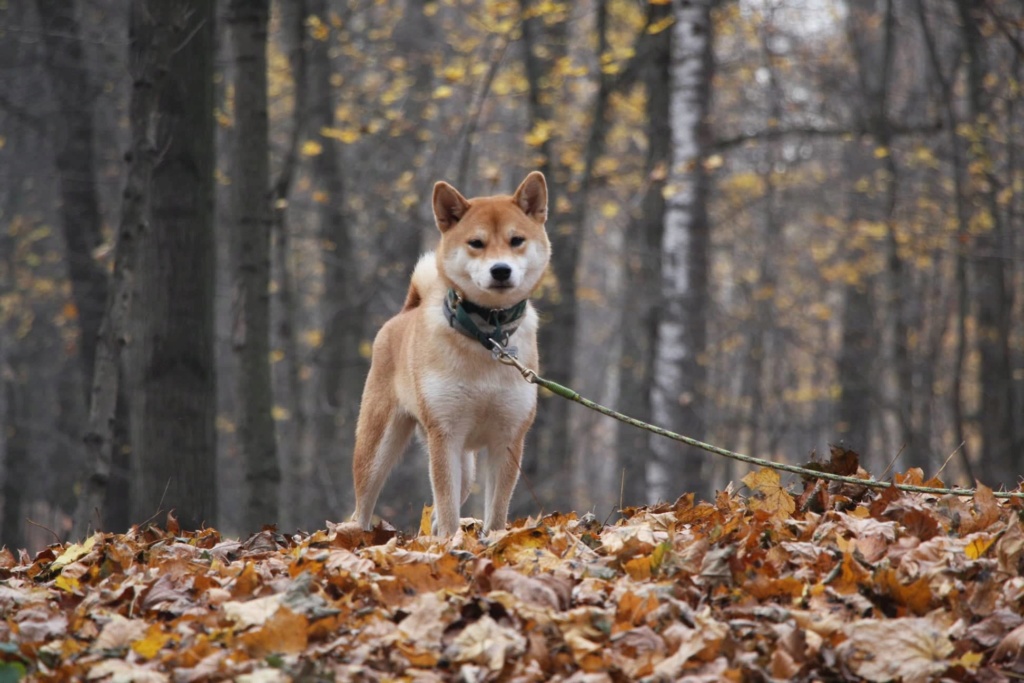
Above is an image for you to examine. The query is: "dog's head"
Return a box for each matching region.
[433,172,551,309]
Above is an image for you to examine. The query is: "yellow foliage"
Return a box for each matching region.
[216,414,236,434]
[301,140,323,157]
[525,120,555,147]
[647,15,675,34]
[304,329,324,348]
[721,171,765,198]
[320,126,360,144]
[307,15,329,41]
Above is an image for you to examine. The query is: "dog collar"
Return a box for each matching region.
[443,288,528,354]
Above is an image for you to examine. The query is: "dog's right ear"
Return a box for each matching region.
[433,181,470,233]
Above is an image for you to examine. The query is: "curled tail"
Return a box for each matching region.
[401,253,439,312]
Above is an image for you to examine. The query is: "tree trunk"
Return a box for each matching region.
[307,0,361,520]
[518,0,576,512]
[914,0,974,481]
[34,0,108,397]
[271,0,309,531]
[649,0,714,503]
[70,3,173,540]
[616,0,672,508]
[127,0,217,531]
[958,0,1015,489]
[836,0,898,467]
[2,362,30,550]
[230,0,279,531]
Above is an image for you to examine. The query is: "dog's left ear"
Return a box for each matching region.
[513,171,548,223]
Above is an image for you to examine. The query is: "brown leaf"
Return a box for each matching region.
[444,615,526,671]
[238,606,308,657]
[960,483,1002,535]
[478,562,570,611]
[839,616,953,683]
[92,615,148,650]
[968,609,1024,648]
[606,626,666,678]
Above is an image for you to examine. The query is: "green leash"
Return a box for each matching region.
[486,338,1022,501]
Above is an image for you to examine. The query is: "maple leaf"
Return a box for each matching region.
[742,468,795,521]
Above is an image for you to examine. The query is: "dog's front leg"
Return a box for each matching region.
[481,435,525,533]
[426,430,464,536]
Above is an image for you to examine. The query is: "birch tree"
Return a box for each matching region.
[650,0,714,502]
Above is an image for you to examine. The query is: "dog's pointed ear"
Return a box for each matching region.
[513,171,548,223]
[433,181,470,233]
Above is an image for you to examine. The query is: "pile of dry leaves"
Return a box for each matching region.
[3,453,1024,681]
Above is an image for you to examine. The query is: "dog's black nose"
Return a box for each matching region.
[490,263,512,282]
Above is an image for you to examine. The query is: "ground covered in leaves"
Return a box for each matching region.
[3,462,1024,681]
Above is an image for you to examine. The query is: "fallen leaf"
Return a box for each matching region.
[444,615,526,671]
[238,606,308,657]
[839,617,953,683]
[743,468,795,521]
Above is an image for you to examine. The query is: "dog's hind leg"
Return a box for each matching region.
[460,450,476,505]
[353,409,415,530]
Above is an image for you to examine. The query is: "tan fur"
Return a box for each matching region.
[353,172,551,536]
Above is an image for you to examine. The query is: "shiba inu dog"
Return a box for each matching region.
[353,172,551,537]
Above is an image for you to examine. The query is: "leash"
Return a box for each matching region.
[487,339,1023,501]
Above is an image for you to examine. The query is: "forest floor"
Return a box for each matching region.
[2,453,1024,682]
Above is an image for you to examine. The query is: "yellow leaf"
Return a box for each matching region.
[307,15,329,41]
[647,15,675,34]
[704,154,724,170]
[321,126,360,144]
[419,504,433,536]
[359,339,373,359]
[301,140,323,157]
[874,146,890,158]
[965,535,995,560]
[525,121,554,147]
[269,349,284,364]
[54,574,80,593]
[955,651,984,671]
[442,65,466,82]
[433,85,454,99]
[600,202,619,219]
[303,329,324,348]
[272,405,291,421]
[132,624,172,659]
[51,534,98,572]
[742,468,795,521]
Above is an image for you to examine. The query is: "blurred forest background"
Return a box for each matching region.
[0,0,1021,553]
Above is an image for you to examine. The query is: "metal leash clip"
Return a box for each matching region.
[487,339,537,384]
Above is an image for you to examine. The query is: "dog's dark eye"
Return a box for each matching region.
[510,236,525,247]
[468,239,485,249]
